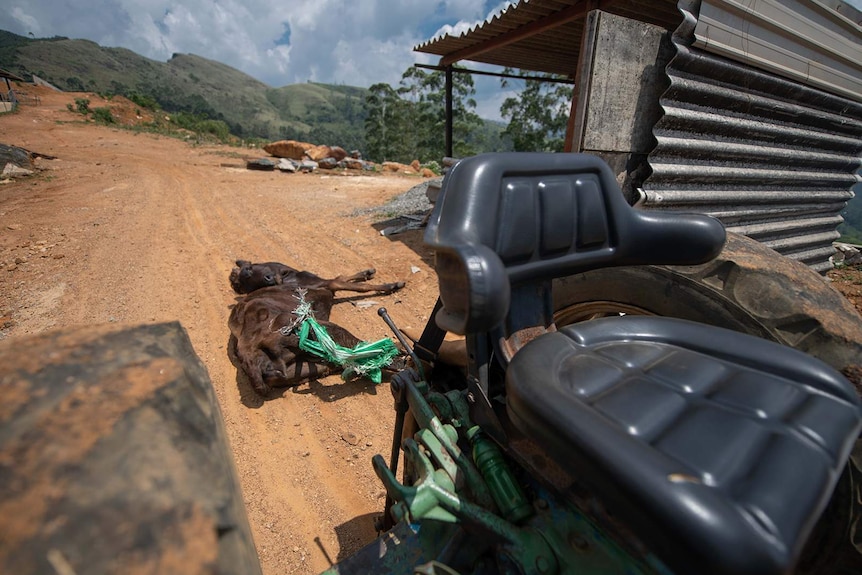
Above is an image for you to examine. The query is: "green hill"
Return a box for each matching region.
[1,30,509,159]
[0,30,369,147]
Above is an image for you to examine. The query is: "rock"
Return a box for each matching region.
[341,158,365,170]
[277,158,298,173]
[263,140,314,160]
[382,161,416,173]
[246,158,276,171]
[834,242,862,266]
[2,163,34,177]
[318,157,338,170]
[6,224,22,231]
[420,168,436,178]
[305,145,334,162]
[410,160,421,171]
[329,146,348,161]
[342,432,360,446]
[0,144,55,171]
[349,150,362,159]
[299,160,318,173]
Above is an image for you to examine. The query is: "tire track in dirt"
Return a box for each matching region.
[140,159,419,573]
[161,166,385,572]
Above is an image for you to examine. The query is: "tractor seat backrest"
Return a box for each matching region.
[424,153,726,335]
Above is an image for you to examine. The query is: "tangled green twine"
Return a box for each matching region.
[278,288,399,383]
[297,316,399,383]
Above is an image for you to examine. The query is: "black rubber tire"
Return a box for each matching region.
[552,231,862,574]
[553,232,862,380]
[0,322,262,575]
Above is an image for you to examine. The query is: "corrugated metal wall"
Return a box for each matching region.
[642,0,862,272]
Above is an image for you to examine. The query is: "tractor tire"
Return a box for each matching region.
[0,322,262,575]
[552,231,862,574]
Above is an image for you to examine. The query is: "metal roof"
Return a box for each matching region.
[0,68,25,82]
[414,0,683,76]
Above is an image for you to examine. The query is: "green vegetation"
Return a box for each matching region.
[0,30,516,159]
[838,189,862,244]
[500,70,573,152]
[91,107,114,124]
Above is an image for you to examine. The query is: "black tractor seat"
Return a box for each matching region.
[506,316,862,575]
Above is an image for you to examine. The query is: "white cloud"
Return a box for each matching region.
[431,1,516,40]
[0,0,522,120]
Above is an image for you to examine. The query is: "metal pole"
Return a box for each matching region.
[445,65,453,158]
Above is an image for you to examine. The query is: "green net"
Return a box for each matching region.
[296,315,400,384]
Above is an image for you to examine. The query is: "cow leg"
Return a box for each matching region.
[338,268,376,282]
[322,278,405,294]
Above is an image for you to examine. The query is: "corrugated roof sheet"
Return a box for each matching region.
[642,1,862,273]
[415,0,683,76]
[693,0,862,103]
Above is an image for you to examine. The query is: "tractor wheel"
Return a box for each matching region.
[0,322,262,575]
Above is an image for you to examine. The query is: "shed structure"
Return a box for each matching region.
[0,68,25,113]
[416,0,862,272]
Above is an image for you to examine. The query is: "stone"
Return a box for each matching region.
[382,161,416,173]
[277,158,298,173]
[246,158,276,171]
[329,146,348,161]
[299,160,318,173]
[318,157,338,170]
[263,140,314,160]
[305,144,334,162]
[2,163,33,177]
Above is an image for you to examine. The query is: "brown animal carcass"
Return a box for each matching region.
[227,260,405,397]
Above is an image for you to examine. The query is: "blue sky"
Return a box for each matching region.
[1,0,860,122]
[0,0,517,119]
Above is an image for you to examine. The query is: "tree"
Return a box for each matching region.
[364,83,407,162]
[398,66,484,161]
[365,67,486,163]
[499,70,573,152]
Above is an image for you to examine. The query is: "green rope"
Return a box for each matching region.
[280,289,398,383]
[297,316,400,383]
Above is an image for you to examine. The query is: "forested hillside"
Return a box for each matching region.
[0,30,511,160]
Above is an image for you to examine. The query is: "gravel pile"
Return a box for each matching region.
[355,177,443,219]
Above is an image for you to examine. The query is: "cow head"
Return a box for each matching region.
[230,260,281,294]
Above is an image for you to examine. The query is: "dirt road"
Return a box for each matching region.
[0,89,440,574]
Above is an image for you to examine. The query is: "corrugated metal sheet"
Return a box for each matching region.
[693,0,862,103]
[642,0,862,272]
[414,0,682,76]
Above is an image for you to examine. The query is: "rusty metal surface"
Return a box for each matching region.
[642,2,862,273]
[0,322,261,575]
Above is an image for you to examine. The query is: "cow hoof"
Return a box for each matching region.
[387,281,406,293]
[361,268,376,280]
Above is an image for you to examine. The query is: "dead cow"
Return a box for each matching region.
[228,260,405,397]
[230,259,405,295]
